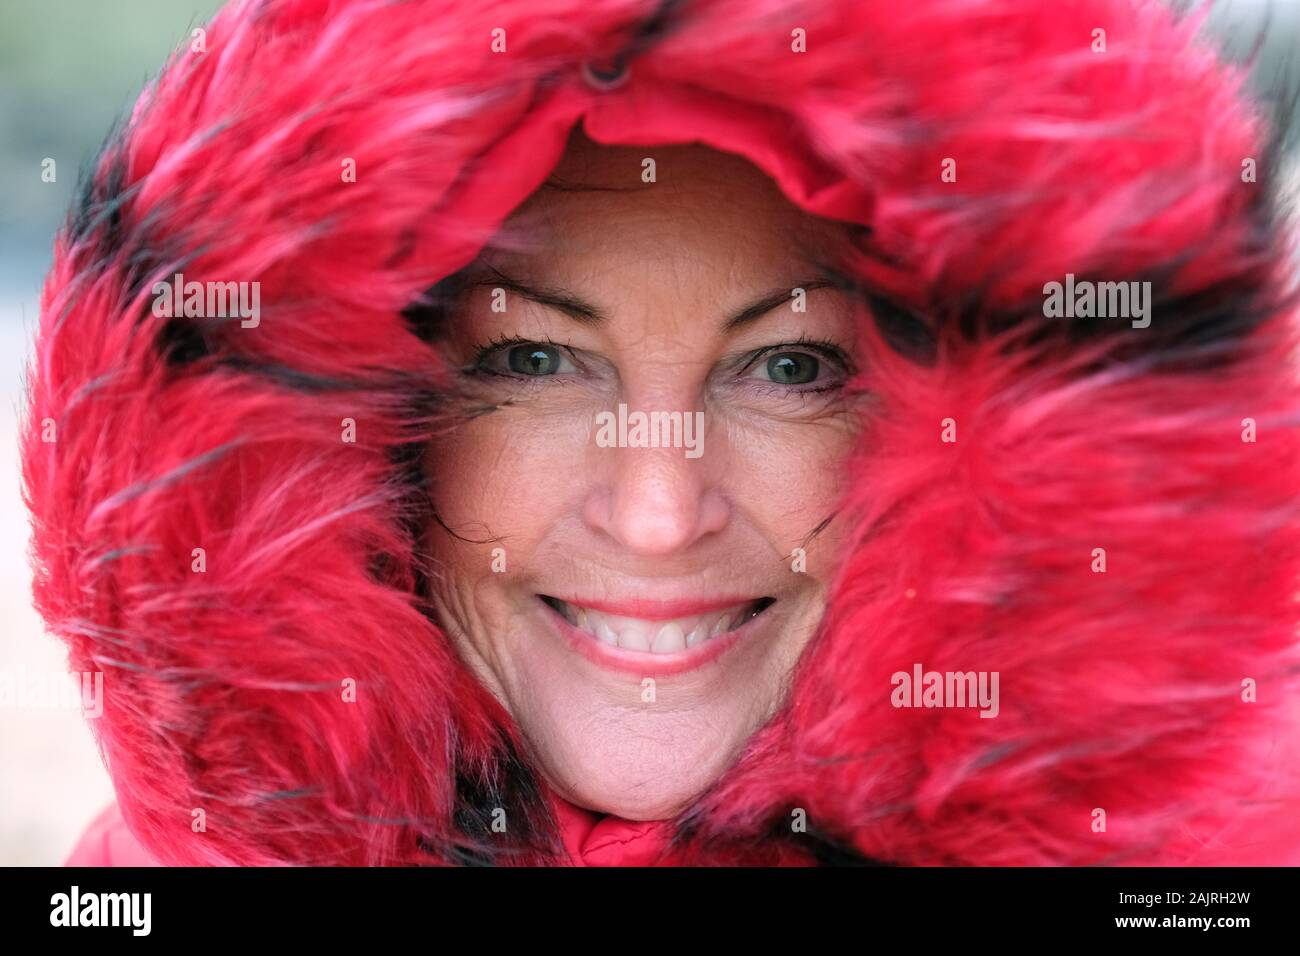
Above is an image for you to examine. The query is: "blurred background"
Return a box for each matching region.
[1,0,225,865]
[0,0,1297,865]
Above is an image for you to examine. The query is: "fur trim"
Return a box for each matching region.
[22,0,1300,865]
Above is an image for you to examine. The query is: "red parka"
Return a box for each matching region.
[27,0,1300,866]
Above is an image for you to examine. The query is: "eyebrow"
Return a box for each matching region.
[721,279,838,331]
[469,266,839,331]
[472,266,610,325]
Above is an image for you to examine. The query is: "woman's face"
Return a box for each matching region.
[424,133,862,821]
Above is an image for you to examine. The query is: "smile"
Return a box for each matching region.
[539,595,775,655]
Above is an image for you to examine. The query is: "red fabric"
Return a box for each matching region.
[553,799,679,867]
[68,799,781,867]
[67,789,1300,866]
[26,0,1300,866]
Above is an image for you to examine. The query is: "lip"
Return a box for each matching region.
[538,595,770,677]
[545,595,762,621]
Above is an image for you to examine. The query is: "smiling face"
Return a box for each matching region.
[423,130,863,821]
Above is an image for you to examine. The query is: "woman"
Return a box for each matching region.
[27,0,1300,866]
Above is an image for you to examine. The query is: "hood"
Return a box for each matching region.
[23,0,1300,866]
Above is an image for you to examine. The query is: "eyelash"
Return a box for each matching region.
[465,333,585,382]
[736,335,852,394]
[465,333,852,393]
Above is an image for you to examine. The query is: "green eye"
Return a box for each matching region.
[472,338,581,378]
[508,344,564,375]
[765,352,820,385]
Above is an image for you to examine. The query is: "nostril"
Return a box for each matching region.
[581,54,630,91]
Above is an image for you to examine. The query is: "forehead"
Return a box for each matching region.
[481,130,851,280]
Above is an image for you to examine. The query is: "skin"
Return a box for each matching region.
[423,129,863,821]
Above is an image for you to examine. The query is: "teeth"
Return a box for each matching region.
[653,623,687,653]
[554,600,768,654]
[620,621,652,652]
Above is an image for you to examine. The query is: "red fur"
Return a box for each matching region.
[22,0,1300,865]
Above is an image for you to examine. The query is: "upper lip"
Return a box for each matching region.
[543,595,764,621]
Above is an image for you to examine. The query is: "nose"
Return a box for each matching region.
[583,431,730,556]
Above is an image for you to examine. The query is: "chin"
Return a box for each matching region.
[538,725,745,823]
[560,775,704,823]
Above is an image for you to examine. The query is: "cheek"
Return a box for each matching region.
[426,409,584,535]
[721,413,858,560]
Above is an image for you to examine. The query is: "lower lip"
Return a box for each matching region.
[539,599,762,677]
